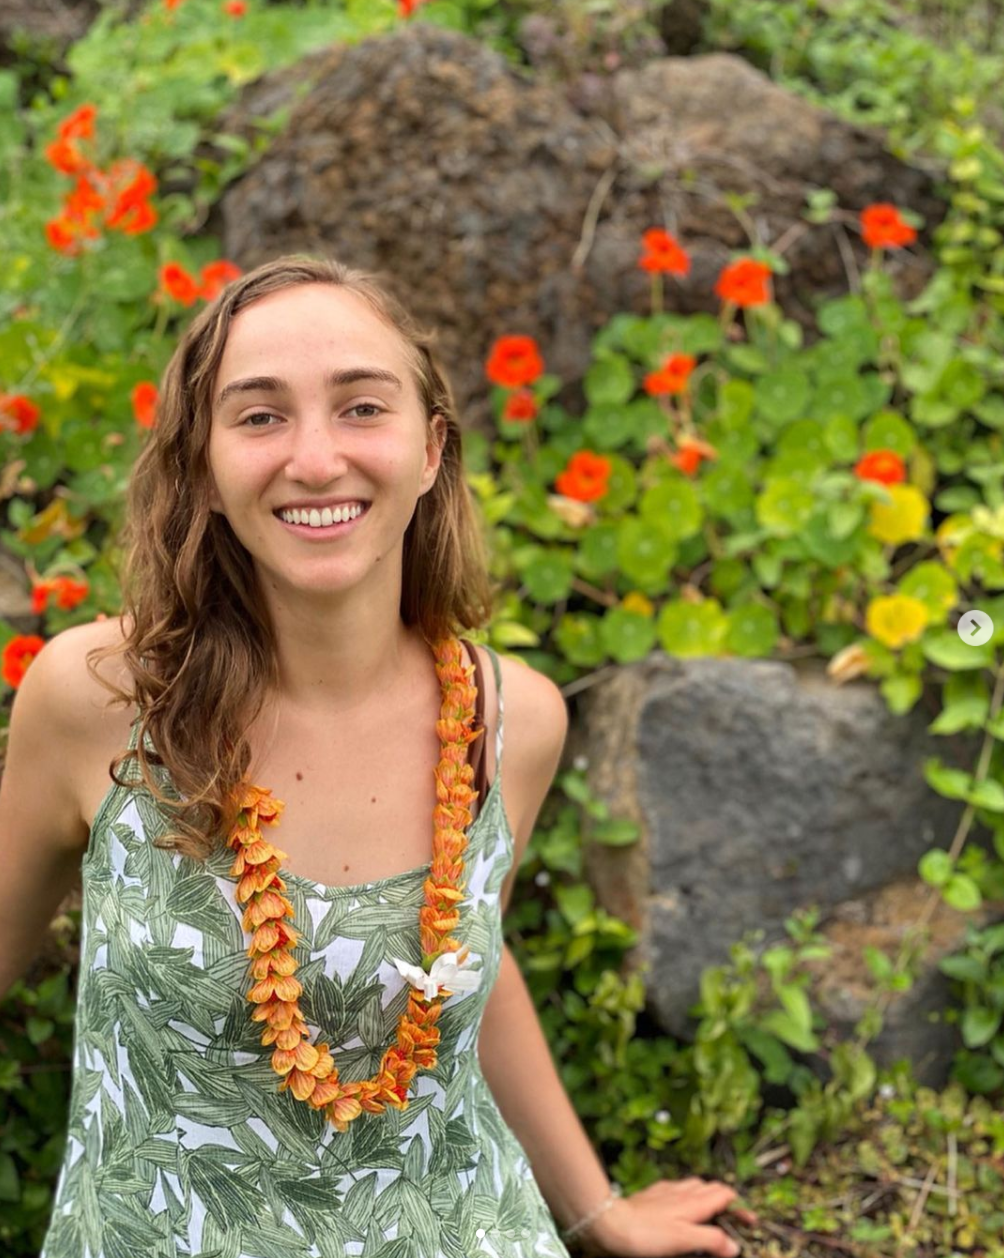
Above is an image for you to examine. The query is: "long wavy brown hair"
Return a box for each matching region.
[86,254,496,861]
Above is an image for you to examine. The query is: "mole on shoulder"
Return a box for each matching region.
[371,796,377,803]
[295,771,303,781]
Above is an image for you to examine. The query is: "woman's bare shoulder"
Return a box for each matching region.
[496,650,568,744]
[44,617,137,822]
[55,615,135,719]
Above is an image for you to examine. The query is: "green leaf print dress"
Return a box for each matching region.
[39,642,572,1258]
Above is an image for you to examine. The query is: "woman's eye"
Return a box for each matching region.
[240,405,383,427]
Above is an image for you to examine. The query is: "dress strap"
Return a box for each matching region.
[482,643,504,772]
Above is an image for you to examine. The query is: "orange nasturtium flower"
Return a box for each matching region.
[58,104,97,143]
[2,635,45,689]
[43,103,98,175]
[223,0,247,14]
[670,435,717,476]
[31,576,89,615]
[44,107,159,253]
[160,262,202,306]
[485,335,544,388]
[638,228,691,276]
[502,389,538,423]
[103,159,159,233]
[398,0,430,14]
[131,382,159,429]
[865,593,929,649]
[45,217,81,254]
[715,257,773,308]
[0,394,41,435]
[860,203,917,251]
[199,260,243,300]
[555,451,612,503]
[44,137,91,176]
[644,353,697,397]
[854,449,906,486]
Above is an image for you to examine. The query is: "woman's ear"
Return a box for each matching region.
[422,411,448,491]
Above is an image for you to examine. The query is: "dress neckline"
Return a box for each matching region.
[274,768,505,899]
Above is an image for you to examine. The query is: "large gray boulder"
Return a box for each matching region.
[216,26,944,426]
[571,653,990,1081]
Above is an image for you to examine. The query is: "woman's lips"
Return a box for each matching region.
[273,503,370,538]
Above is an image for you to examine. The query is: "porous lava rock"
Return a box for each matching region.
[216,26,945,426]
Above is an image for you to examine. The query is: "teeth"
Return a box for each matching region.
[279,503,365,528]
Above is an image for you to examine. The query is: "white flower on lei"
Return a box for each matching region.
[393,948,483,1001]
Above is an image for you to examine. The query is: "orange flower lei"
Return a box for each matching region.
[225,635,483,1132]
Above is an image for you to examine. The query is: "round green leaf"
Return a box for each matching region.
[802,511,862,566]
[813,371,870,421]
[724,602,779,657]
[943,873,983,912]
[880,672,923,714]
[861,407,915,456]
[755,477,816,536]
[521,547,575,604]
[554,612,607,667]
[639,477,703,541]
[576,521,620,580]
[701,462,756,521]
[617,517,677,589]
[754,370,811,425]
[919,848,953,888]
[727,344,770,375]
[897,562,958,620]
[624,398,672,452]
[594,453,638,514]
[827,500,865,539]
[709,557,748,600]
[600,606,658,663]
[777,418,830,462]
[823,414,859,461]
[817,295,871,337]
[583,403,637,451]
[718,379,755,429]
[584,353,635,407]
[657,598,728,657]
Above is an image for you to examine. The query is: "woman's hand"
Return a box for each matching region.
[578,1177,749,1257]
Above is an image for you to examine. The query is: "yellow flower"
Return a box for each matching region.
[867,484,930,545]
[865,594,930,649]
[621,591,654,617]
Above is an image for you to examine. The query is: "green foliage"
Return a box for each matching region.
[940,920,1004,1094]
[0,919,78,1255]
[6,0,1004,1250]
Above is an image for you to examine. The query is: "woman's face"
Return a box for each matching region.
[207,282,444,603]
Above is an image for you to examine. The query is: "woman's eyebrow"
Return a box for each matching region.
[215,367,404,410]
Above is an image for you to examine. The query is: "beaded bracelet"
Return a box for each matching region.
[560,1183,623,1244]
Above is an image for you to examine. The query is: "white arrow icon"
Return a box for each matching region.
[957,610,994,646]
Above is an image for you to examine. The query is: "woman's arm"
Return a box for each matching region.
[479,941,614,1234]
[478,658,608,1229]
[479,656,742,1258]
[0,627,92,999]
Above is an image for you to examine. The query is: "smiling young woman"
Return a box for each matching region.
[1,256,741,1258]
